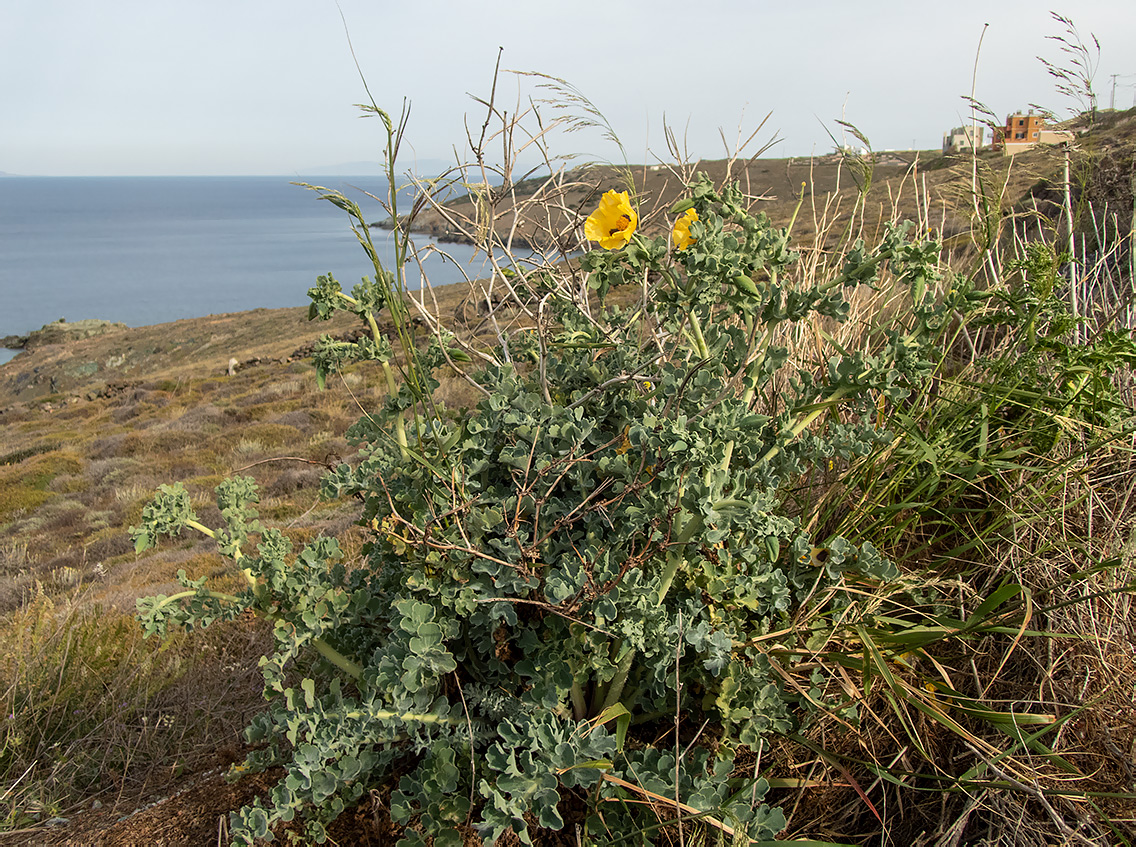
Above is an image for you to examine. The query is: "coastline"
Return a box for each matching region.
[0,274,475,408]
[0,306,359,407]
[372,153,933,259]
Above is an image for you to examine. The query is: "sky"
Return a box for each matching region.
[2,0,1135,176]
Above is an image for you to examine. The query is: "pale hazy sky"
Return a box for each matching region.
[2,1,1135,176]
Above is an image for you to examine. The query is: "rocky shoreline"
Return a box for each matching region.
[370,217,549,252]
[0,307,364,407]
[0,282,477,408]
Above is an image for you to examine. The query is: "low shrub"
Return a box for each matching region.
[133,138,1001,842]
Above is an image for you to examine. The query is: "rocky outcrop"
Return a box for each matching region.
[22,319,129,350]
[3,319,130,352]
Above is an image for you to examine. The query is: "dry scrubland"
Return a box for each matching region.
[0,106,1135,845]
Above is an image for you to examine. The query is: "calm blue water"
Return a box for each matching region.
[0,176,491,346]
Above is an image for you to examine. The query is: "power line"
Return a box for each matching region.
[1109,73,1136,109]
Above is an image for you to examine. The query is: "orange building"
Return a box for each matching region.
[1001,111,1044,143]
[992,110,1073,155]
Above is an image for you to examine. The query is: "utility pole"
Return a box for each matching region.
[1112,74,1136,110]
[1063,145,1078,342]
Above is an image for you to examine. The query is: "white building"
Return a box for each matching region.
[942,126,985,154]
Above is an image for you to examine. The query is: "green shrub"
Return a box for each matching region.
[131,89,1136,845]
[132,135,960,842]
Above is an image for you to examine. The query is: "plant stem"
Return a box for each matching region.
[152,588,243,609]
[364,310,383,348]
[655,264,711,360]
[382,360,410,459]
[186,518,258,590]
[312,638,364,679]
[688,311,711,360]
[785,182,808,238]
[182,518,364,681]
[656,549,687,608]
[655,513,703,604]
[717,333,768,479]
[600,647,637,713]
[333,289,411,458]
[185,519,215,539]
[570,680,588,721]
[759,386,854,466]
[343,707,465,726]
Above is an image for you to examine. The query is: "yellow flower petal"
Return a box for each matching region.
[672,208,698,250]
[585,190,637,250]
[616,425,632,455]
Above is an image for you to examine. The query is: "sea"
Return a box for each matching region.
[0,176,493,365]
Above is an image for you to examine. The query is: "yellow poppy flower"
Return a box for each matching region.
[672,208,699,250]
[616,425,632,455]
[584,190,637,250]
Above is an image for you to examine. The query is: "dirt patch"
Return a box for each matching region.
[0,751,406,847]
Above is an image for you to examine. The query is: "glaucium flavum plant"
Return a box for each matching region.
[133,101,944,844]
